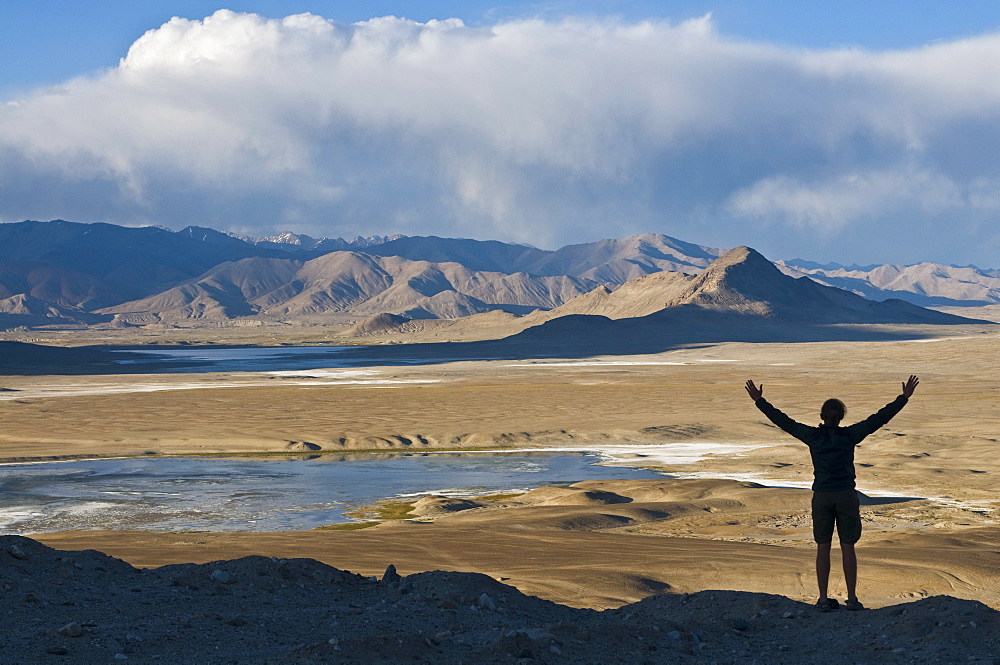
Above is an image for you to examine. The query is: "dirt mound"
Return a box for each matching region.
[411,496,483,515]
[1,535,998,663]
[519,486,633,506]
[345,312,412,336]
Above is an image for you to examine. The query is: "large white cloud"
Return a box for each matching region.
[2,10,1000,265]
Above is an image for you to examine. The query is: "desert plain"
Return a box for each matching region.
[2,318,999,620]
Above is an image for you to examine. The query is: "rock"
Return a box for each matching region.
[382,564,401,586]
[114,654,128,660]
[667,631,682,640]
[548,645,562,655]
[210,570,234,584]
[478,593,497,611]
[8,544,26,560]
[782,612,795,619]
[285,441,322,452]
[732,618,749,631]
[57,623,83,637]
[519,628,552,642]
[46,646,69,655]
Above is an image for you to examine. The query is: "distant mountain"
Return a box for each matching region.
[0,220,289,312]
[101,252,601,323]
[777,260,1000,307]
[177,226,403,257]
[0,260,121,311]
[522,234,722,282]
[0,222,729,329]
[0,293,110,329]
[248,231,404,256]
[366,233,723,281]
[532,271,692,320]
[526,247,981,329]
[0,219,993,333]
[673,247,976,323]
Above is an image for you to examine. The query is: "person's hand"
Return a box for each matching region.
[902,375,919,398]
[745,380,763,401]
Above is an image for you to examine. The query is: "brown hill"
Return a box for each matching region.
[668,247,978,323]
[101,252,600,323]
[537,271,694,320]
[536,246,982,326]
[345,312,414,336]
[501,247,986,350]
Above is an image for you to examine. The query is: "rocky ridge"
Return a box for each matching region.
[1,535,997,664]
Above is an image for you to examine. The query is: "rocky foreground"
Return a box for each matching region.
[1,535,998,664]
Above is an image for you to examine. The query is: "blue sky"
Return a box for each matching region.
[3,2,1000,266]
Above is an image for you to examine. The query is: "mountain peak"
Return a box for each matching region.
[682,246,790,313]
[706,245,771,270]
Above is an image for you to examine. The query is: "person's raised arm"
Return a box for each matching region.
[745,379,813,443]
[846,375,919,441]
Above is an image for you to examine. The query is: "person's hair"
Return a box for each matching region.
[821,398,846,423]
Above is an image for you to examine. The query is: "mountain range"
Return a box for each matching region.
[179,226,404,257]
[336,245,983,359]
[0,219,995,332]
[776,260,1000,307]
[534,246,972,325]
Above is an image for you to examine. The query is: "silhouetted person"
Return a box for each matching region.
[744,375,919,611]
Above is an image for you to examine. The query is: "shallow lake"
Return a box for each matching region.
[114,345,357,373]
[0,452,666,534]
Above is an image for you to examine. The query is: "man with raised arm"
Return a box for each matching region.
[744,375,919,612]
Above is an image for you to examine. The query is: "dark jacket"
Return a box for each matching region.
[754,395,908,492]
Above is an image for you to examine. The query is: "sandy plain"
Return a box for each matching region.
[2,321,999,612]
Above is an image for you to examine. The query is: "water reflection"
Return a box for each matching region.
[114,346,354,373]
[0,452,665,534]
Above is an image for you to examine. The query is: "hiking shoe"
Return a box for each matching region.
[815,598,840,612]
[845,598,865,611]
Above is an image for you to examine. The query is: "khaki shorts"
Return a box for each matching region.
[812,489,861,545]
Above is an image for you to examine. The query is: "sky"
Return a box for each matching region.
[3,2,1000,267]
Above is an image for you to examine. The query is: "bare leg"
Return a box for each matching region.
[816,542,832,600]
[842,542,858,601]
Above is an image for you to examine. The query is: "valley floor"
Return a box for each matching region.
[3,323,1000,616]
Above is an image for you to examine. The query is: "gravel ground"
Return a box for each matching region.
[2,535,998,664]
